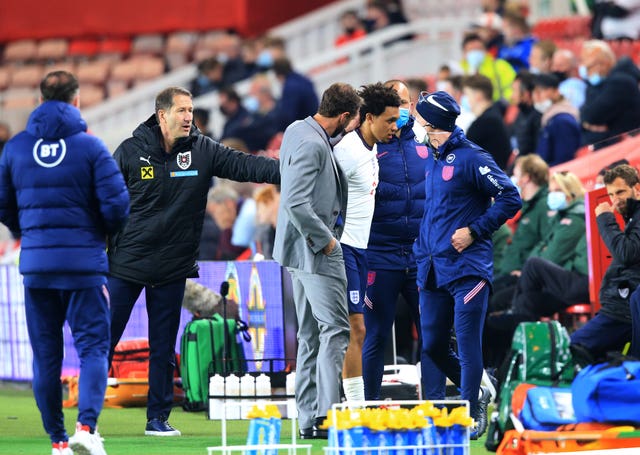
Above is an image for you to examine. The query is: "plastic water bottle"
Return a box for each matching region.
[209,374,225,420]
[286,372,296,419]
[226,374,241,420]
[240,374,256,418]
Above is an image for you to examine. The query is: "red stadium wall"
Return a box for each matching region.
[0,0,336,42]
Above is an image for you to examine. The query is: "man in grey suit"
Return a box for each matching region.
[273,82,362,439]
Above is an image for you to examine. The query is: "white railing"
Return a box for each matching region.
[84,16,475,150]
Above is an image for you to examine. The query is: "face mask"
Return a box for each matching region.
[534,99,553,114]
[460,95,472,112]
[344,26,356,35]
[578,65,588,80]
[256,50,274,69]
[243,96,260,113]
[413,122,427,144]
[588,73,603,86]
[547,190,568,211]
[466,50,485,69]
[552,71,568,82]
[396,108,410,129]
[217,52,229,64]
[510,175,521,194]
[594,182,605,189]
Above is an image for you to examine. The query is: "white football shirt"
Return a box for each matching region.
[333,129,379,249]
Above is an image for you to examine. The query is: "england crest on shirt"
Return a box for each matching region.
[177,151,191,170]
[350,290,360,304]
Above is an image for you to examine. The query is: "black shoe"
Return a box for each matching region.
[298,427,314,439]
[312,416,328,439]
[471,387,490,440]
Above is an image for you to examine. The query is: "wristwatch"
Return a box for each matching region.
[468,226,478,240]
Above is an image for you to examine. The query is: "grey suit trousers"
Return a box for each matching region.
[287,246,350,429]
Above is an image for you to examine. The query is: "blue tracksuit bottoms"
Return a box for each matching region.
[25,285,110,443]
[419,272,489,416]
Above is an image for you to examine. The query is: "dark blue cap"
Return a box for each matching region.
[416,91,460,132]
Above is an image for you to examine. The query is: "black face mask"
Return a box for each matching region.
[344,26,356,35]
[518,102,532,112]
[552,71,568,83]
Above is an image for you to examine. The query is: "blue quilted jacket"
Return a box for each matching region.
[0,101,129,289]
[367,117,428,270]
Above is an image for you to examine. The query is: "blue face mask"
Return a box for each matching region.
[460,95,472,113]
[243,96,260,113]
[466,50,485,69]
[510,175,521,195]
[579,65,603,86]
[256,50,274,69]
[547,191,568,211]
[396,108,410,129]
[588,73,603,86]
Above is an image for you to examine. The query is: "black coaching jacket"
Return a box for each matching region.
[108,115,279,286]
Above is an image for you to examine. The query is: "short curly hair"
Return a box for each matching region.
[358,82,401,123]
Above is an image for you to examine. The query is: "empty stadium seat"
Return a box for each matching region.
[44,61,77,77]
[98,37,131,60]
[3,39,38,62]
[79,84,106,108]
[533,16,591,41]
[76,59,112,85]
[2,87,38,109]
[131,34,165,56]
[36,38,69,61]
[0,67,12,91]
[68,38,100,59]
[10,64,44,88]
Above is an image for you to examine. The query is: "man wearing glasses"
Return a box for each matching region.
[412,91,521,439]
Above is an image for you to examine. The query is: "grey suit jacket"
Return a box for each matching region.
[273,116,348,276]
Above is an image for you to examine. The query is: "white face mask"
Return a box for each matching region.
[413,122,427,144]
[534,99,553,114]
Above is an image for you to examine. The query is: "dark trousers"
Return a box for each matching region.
[362,268,444,400]
[25,285,110,443]
[108,276,185,421]
[420,272,489,417]
[512,257,590,318]
[570,312,631,362]
[628,285,640,358]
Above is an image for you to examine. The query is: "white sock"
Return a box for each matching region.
[343,376,365,403]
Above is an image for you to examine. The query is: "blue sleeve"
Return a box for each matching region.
[548,115,581,166]
[0,143,20,235]
[467,151,522,239]
[92,138,130,235]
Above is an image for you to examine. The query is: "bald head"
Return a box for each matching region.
[385,79,411,109]
[551,49,577,73]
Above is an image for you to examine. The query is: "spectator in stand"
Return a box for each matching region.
[241,74,280,152]
[498,11,537,73]
[193,108,213,138]
[471,12,504,57]
[528,40,556,74]
[579,40,640,148]
[217,32,250,86]
[460,33,516,103]
[481,0,506,14]
[405,77,428,116]
[551,48,587,109]
[364,1,392,32]
[492,154,549,293]
[374,0,408,24]
[335,10,367,46]
[190,58,223,97]
[571,164,640,366]
[218,86,253,142]
[273,58,319,131]
[532,73,581,166]
[0,122,10,155]
[595,159,630,189]
[0,70,130,455]
[253,184,280,260]
[440,75,476,133]
[462,74,512,170]
[509,71,541,156]
[255,36,287,72]
[205,185,246,260]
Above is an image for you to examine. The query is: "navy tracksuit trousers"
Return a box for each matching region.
[108,276,185,421]
[419,272,489,417]
[25,285,110,443]
[362,268,445,400]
